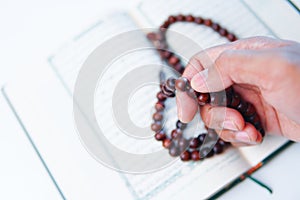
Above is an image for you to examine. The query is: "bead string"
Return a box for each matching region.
[147,14,264,162]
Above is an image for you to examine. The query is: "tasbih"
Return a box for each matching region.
[147,14,265,162]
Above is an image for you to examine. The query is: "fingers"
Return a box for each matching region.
[176,90,198,123]
[200,105,263,145]
[191,49,280,93]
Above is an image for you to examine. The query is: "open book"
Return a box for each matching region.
[3,0,291,199]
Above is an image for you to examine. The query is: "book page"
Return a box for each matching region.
[48,9,253,199]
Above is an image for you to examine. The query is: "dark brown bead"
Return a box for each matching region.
[180,151,191,161]
[178,137,188,151]
[153,112,163,121]
[210,92,222,106]
[219,28,228,36]
[225,87,234,106]
[160,50,172,59]
[201,147,214,158]
[194,17,203,24]
[156,91,166,101]
[175,77,188,91]
[187,88,197,99]
[217,139,226,147]
[191,150,201,161]
[197,134,206,143]
[166,78,176,92]
[151,122,162,132]
[204,19,212,26]
[230,93,241,108]
[213,143,223,154]
[162,84,175,97]
[212,23,220,31]
[168,15,177,23]
[168,56,180,66]
[154,130,166,141]
[155,101,165,111]
[247,113,260,124]
[197,93,210,105]
[176,120,187,129]
[147,32,157,41]
[227,33,237,42]
[211,91,227,106]
[162,138,172,149]
[173,63,182,72]
[185,15,195,22]
[176,14,185,21]
[237,100,248,114]
[169,145,180,157]
[244,103,256,117]
[207,129,219,141]
[258,127,265,137]
[171,129,183,139]
[189,137,200,149]
[254,121,262,130]
[161,21,170,29]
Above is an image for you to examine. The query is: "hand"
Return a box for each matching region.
[176,36,300,146]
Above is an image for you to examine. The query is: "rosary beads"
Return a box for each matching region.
[147,14,265,162]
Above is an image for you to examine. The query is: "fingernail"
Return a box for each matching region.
[191,69,208,91]
[223,121,239,131]
[235,131,255,144]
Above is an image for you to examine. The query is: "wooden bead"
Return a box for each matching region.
[154,130,166,141]
[147,32,157,41]
[171,129,183,139]
[151,122,162,132]
[168,15,177,23]
[244,103,256,117]
[175,77,188,91]
[178,137,188,151]
[197,93,210,105]
[162,84,175,97]
[162,138,172,149]
[169,145,180,156]
[212,23,220,31]
[156,91,166,101]
[194,17,203,24]
[187,88,196,99]
[160,50,172,59]
[227,33,237,41]
[191,150,201,161]
[185,15,195,22]
[230,93,241,108]
[204,19,212,26]
[176,120,187,129]
[155,101,165,111]
[166,78,176,92]
[176,14,185,21]
[237,100,248,114]
[219,28,228,36]
[201,147,214,158]
[258,127,265,137]
[153,112,163,121]
[168,56,180,66]
[189,137,200,149]
[213,143,223,154]
[180,151,191,161]
[197,134,206,143]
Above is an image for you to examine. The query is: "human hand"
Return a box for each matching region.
[176,36,300,146]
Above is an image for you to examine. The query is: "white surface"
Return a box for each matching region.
[0,94,61,200]
[0,0,299,199]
